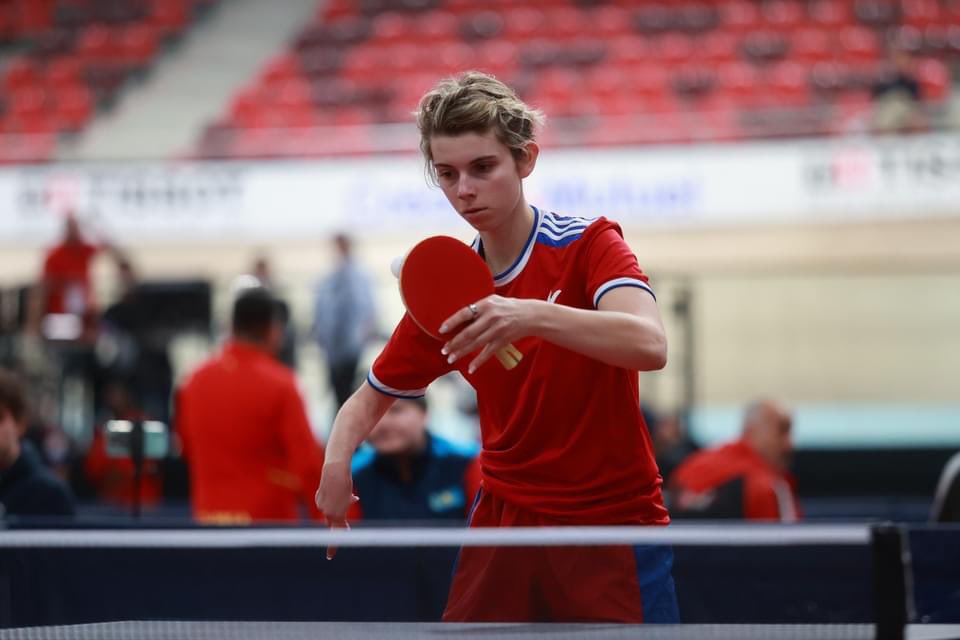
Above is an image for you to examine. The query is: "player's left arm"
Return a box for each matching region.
[441,289,666,374]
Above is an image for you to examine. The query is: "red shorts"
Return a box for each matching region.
[442,489,679,623]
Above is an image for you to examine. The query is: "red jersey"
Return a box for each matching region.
[669,439,801,522]
[369,206,668,525]
[42,241,98,314]
[177,341,325,523]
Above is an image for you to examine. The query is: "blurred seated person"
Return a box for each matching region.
[84,380,163,511]
[176,287,324,524]
[0,367,75,519]
[931,451,960,522]
[668,399,799,522]
[871,49,926,134]
[348,396,480,522]
[649,409,697,484]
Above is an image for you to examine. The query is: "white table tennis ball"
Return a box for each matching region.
[390,255,404,279]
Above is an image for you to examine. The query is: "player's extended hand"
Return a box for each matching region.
[314,460,359,560]
[439,295,533,374]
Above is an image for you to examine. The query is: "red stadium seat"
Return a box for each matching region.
[46,57,85,87]
[946,0,960,25]
[839,25,881,62]
[197,0,957,156]
[9,87,47,119]
[762,0,806,30]
[585,66,627,102]
[13,110,59,134]
[331,106,372,127]
[717,61,762,104]
[474,40,518,77]
[274,78,313,109]
[791,27,835,64]
[417,11,457,43]
[902,0,942,29]
[341,44,387,85]
[426,42,474,75]
[371,11,414,45]
[259,53,301,87]
[588,5,630,39]
[809,1,853,28]
[608,34,652,66]
[544,6,584,42]
[536,66,580,103]
[53,85,94,132]
[654,33,695,67]
[118,24,160,67]
[16,0,55,35]
[150,0,189,34]
[501,7,546,43]
[0,5,13,41]
[229,89,269,129]
[75,24,115,63]
[380,43,422,74]
[698,31,740,66]
[318,0,356,21]
[915,57,951,101]
[721,1,762,34]
[768,61,811,106]
[3,58,40,91]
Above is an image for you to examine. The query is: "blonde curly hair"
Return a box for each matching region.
[416,71,544,184]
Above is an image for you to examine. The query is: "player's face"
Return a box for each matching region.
[430,129,535,233]
[753,412,794,471]
[367,400,428,455]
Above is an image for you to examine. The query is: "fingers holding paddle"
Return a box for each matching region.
[440,295,529,374]
[397,235,524,371]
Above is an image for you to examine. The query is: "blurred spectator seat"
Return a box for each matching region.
[0,0,217,162]
[196,0,959,158]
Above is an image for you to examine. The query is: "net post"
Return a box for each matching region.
[871,523,914,640]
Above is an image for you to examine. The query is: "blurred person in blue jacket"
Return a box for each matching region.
[0,367,74,519]
[312,234,378,409]
[349,395,480,522]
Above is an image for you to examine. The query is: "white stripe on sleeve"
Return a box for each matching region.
[366,370,427,399]
[592,277,656,308]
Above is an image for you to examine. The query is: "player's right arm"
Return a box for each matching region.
[315,381,395,558]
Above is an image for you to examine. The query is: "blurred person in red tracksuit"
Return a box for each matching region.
[36,214,126,326]
[176,287,324,524]
[668,399,800,522]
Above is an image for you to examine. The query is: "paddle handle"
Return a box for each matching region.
[494,343,523,370]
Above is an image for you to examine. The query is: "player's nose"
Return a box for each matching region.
[457,175,476,199]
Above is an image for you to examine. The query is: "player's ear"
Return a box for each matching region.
[516,142,539,179]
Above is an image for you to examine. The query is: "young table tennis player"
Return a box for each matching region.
[315,71,679,623]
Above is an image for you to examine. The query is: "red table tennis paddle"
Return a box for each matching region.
[398,236,522,370]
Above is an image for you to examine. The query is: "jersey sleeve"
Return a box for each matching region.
[581,218,655,308]
[367,313,455,399]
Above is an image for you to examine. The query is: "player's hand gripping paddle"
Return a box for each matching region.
[398,236,522,370]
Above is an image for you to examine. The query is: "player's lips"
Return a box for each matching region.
[462,207,486,215]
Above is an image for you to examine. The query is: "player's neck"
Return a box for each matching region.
[480,200,534,276]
